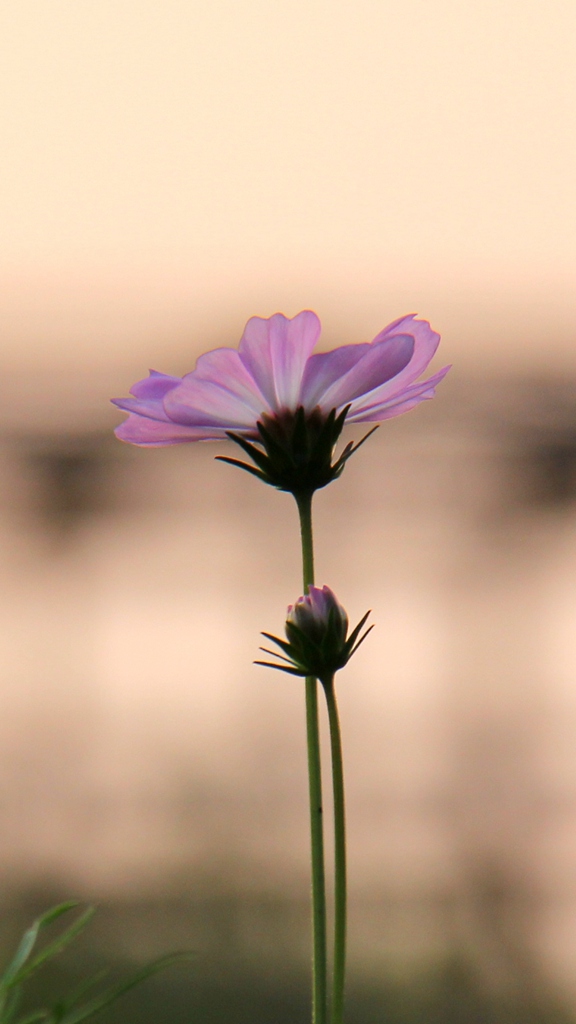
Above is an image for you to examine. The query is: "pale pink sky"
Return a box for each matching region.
[0,0,574,372]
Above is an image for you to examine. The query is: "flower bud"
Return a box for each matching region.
[287,586,348,649]
[256,585,372,682]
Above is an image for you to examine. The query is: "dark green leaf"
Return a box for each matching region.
[12,909,95,988]
[215,456,268,482]
[259,647,296,665]
[55,953,192,1024]
[0,904,81,991]
[225,433,273,474]
[291,407,309,458]
[260,632,295,660]
[254,661,306,677]
[342,425,379,463]
[343,611,371,655]
[256,422,294,468]
[348,624,374,658]
[13,1012,50,1024]
[0,985,22,1023]
[284,621,323,662]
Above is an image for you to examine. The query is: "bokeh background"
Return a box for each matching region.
[1,1,576,1021]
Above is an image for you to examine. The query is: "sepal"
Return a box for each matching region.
[216,405,378,496]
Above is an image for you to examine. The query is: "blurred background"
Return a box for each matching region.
[0,1,575,1021]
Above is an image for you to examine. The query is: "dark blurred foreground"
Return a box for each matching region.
[0,886,574,1024]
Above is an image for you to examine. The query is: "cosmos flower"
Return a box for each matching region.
[113,310,448,443]
[112,310,449,494]
[256,585,373,682]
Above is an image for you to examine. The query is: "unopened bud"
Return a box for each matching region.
[256,585,372,683]
[287,585,348,649]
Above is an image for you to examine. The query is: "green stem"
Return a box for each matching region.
[322,675,347,1024]
[297,489,315,587]
[295,490,327,1024]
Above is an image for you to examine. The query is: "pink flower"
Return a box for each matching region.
[112,311,449,447]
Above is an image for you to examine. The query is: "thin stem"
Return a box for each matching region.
[297,489,315,589]
[295,490,327,1024]
[322,675,347,1024]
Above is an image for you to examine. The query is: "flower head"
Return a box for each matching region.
[257,585,372,683]
[113,310,449,494]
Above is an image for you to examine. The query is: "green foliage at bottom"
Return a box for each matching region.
[0,893,573,1024]
[0,904,189,1024]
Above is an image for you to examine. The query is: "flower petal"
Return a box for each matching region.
[299,343,371,408]
[162,347,271,431]
[372,315,440,384]
[343,317,442,417]
[346,364,451,422]
[111,370,183,423]
[239,310,321,411]
[115,413,225,446]
[309,585,348,633]
[112,395,172,421]
[312,334,415,412]
[130,370,182,400]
